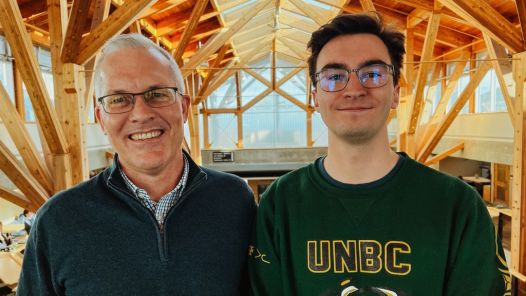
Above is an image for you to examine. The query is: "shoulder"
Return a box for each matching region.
[198,166,255,205]
[401,157,481,204]
[36,173,106,223]
[201,166,249,188]
[272,164,311,189]
[258,164,312,204]
[404,157,469,188]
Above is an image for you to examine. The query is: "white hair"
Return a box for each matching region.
[93,33,185,98]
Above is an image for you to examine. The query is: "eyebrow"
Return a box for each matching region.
[320,59,390,71]
[106,85,169,95]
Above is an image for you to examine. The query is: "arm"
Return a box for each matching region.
[248,186,284,296]
[16,216,60,296]
[444,188,511,295]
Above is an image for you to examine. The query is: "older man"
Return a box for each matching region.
[18,34,256,295]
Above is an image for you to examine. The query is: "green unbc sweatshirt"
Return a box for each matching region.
[249,155,511,296]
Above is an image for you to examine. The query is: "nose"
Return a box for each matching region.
[128,95,155,122]
[343,73,367,98]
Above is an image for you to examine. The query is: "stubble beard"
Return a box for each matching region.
[330,109,390,146]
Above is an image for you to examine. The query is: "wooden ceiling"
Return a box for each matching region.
[9,0,524,73]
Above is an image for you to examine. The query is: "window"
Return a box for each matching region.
[445,61,469,114]
[0,35,14,103]
[209,114,237,149]
[243,92,306,148]
[474,52,506,113]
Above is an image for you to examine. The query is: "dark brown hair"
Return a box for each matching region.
[307,13,405,88]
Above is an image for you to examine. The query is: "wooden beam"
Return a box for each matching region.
[289,0,328,26]
[483,33,515,123]
[277,67,303,88]
[235,71,243,148]
[241,88,273,112]
[306,108,313,147]
[424,142,464,166]
[187,103,201,164]
[407,8,430,28]
[173,0,209,66]
[184,0,271,72]
[128,21,141,34]
[141,0,186,18]
[272,38,276,90]
[358,0,376,11]
[0,0,68,154]
[275,88,308,111]
[406,11,441,135]
[413,21,473,48]
[0,83,54,195]
[204,108,237,114]
[278,37,308,60]
[61,0,93,63]
[516,0,526,47]
[468,51,476,113]
[434,51,469,119]
[202,112,210,149]
[244,68,272,88]
[0,187,34,212]
[194,44,229,105]
[417,60,491,162]
[418,51,470,152]
[156,8,218,37]
[47,0,68,113]
[75,0,156,65]
[201,45,269,99]
[84,0,112,114]
[439,0,524,53]
[13,62,24,118]
[511,50,526,282]
[0,140,49,208]
[62,63,88,185]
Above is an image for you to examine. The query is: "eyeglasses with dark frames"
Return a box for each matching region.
[97,87,184,114]
[315,64,394,92]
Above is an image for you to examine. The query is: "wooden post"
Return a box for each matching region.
[187,103,201,164]
[511,51,526,281]
[52,153,71,191]
[203,111,210,149]
[468,51,476,113]
[307,107,313,147]
[235,71,243,149]
[12,62,24,118]
[62,63,88,184]
[84,0,111,115]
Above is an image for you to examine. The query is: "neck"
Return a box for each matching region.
[120,153,185,202]
[324,131,399,184]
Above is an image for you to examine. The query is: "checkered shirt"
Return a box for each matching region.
[119,153,189,227]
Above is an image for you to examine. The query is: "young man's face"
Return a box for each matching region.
[312,33,399,144]
[95,47,189,176]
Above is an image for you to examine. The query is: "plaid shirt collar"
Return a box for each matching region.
[118,153,189,226]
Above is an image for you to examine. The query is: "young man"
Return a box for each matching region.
[18,34,256,295]
[249,13,510,295]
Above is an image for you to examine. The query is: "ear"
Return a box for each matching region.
[181,95,190,123]
[95,105,107,134]
[391,84,400,109]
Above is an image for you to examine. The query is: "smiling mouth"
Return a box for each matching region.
[338,107,372,111]
[129,130,163,141]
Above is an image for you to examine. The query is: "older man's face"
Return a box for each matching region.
[95,47,189,176]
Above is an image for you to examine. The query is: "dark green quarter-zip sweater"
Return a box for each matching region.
[18,153,256,296]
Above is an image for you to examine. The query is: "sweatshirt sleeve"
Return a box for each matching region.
[444,187,511,296]
[248,185,284,296]
[16,214,60,296]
